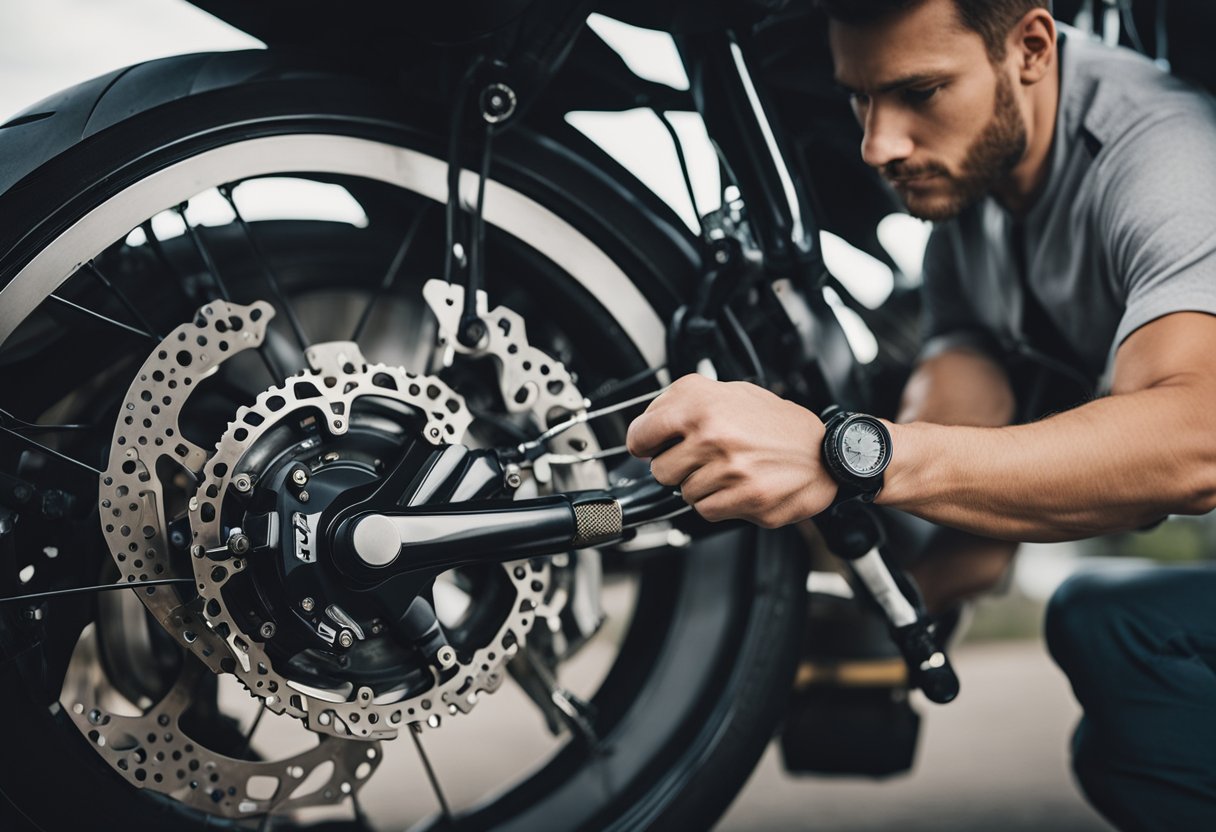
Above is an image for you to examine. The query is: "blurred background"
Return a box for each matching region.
[7,2,1213,829]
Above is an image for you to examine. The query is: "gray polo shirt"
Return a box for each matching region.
[921,25,1216,391]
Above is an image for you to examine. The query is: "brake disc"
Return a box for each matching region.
[91,300,383,818]
[84,283,608,818]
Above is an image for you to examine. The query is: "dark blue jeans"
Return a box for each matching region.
[1045,566,1216,831]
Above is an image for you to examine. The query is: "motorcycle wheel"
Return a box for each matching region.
[0,61,807,832]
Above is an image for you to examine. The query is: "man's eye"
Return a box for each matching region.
[902,86,942,104]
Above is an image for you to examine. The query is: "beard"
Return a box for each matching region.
[885,72,1028,222]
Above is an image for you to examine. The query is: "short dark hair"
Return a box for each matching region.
[816,0,1052,60]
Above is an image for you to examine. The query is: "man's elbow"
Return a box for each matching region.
[1174,466,1216,516]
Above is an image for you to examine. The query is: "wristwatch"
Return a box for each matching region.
[820,409,892,503]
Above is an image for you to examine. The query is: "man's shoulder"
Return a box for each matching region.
[1060,25,1216,149]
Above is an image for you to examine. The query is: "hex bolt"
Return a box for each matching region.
[259,622,276,639]
[437,645,457,669]
[301,597,316,613]
[338,630,355,649]
[227,533,251,556]
[169,529,186,548]
[298,490,310,503]
[291,468,309,487]
[191,544,206,559]
[480,82,517,124]
[233,474,253,493]
[504,465,523,489]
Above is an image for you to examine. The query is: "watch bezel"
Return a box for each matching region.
[824,412,892,490]
[834,415,891,478]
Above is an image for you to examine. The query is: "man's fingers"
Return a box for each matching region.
[626,405,684,459]
[649,441,705,487]
[677,467,719,504]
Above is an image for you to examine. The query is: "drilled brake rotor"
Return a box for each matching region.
[83,283,607,819]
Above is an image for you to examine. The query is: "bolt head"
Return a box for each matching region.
[506,472,522,488]
[437,646,456,668]
[227,533,251,555]
[233,475,252,493]
[338,630,354,649]
[298,490,310,503]
[260,622,276,639]
[191,544,206,558]
[291,468,309,486]
[301,597,316,613]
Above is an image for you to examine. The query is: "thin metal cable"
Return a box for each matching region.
[410,725,454,821]
[0,577,194,604]
[84,261,162,339]
[219,185,310,350]
[47,293,158,342]
[351,207,429,342]
[0,406,91,433]
[518,386,668,456]
[0,423,103,476]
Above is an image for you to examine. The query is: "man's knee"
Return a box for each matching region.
[1046,571,1103,667]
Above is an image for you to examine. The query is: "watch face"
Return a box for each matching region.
[840,419,888,476]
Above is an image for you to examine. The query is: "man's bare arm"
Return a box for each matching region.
[880,312,1216,540]
[896,347,1020,612]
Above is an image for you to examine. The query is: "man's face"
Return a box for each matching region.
[829,0,1028,221]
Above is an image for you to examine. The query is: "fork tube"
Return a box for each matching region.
[677,28,823,278]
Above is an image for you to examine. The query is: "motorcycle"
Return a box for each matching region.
[2,0,1203,829]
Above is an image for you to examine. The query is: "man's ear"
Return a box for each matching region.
[1009,8,1056,84]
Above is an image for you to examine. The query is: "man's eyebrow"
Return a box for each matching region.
[835,73,946,96]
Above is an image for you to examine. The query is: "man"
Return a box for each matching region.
[626,0,1216,828]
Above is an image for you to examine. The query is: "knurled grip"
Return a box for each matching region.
[572,499,624,546]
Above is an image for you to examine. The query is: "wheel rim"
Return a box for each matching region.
[0,125,766,830]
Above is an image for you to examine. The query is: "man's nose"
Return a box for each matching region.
[860,106,914,170]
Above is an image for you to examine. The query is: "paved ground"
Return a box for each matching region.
[718,639,1111,832]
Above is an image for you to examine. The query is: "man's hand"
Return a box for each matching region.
[625,374,837,527]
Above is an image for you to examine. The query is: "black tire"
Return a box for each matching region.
[0,54,807,832]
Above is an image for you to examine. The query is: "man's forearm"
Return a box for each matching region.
[879,382,1216,541]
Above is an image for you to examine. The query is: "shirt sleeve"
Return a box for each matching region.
[1100,107,1216,350]
[918,223,1002,361]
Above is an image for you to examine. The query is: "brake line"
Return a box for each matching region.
[516,386,668,459]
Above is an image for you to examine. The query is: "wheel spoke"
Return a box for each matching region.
[140,219,200,306]
[239,702,267,759]
[46,293,159,342]
[0,577,193,604]
[351,207,429,343]
[219,184,311,351]
[0,423,103,476]
[83,261,163,339]
[173,203,286,381]
[174,203,232,301]
[410,724,455,823]
[0,407,91,433]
